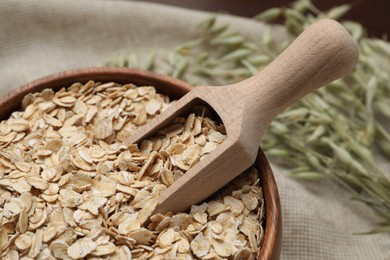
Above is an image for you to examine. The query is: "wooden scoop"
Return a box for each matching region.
[123,19,359,214]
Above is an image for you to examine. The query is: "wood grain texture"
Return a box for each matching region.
[124,19,359,215]
[0,67,282,259]
[257,149,282,260]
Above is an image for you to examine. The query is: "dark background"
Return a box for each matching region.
[141,0,389,37]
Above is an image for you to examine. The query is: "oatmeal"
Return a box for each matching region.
[0,81,264,259]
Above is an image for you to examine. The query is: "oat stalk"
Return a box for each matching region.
[106,0,390,233]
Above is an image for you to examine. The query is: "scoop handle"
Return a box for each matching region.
[232,19,359,136]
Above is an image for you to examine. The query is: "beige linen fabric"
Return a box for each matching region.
[1,0,389,259]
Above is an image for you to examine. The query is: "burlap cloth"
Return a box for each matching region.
[1,0,389,259]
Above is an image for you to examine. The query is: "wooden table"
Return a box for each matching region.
[141,0,390,37]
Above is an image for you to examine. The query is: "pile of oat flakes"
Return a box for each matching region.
[0,81,264,259]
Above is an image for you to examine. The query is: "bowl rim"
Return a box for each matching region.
[0,67,282,260]
[0,67,191,120]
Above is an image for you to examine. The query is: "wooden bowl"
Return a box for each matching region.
[0,67,282,260]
